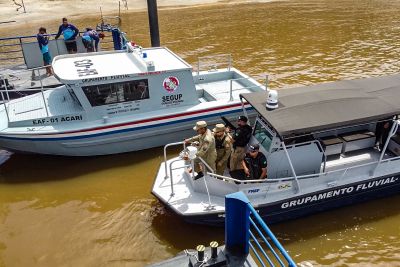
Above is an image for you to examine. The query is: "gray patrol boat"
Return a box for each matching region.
[152,74,400,225]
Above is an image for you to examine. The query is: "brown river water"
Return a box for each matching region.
[1,0,400,266]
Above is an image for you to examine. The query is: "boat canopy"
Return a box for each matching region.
[52,47,192,84]
[241,74,400,138]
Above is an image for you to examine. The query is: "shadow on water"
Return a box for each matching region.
[150,194,400,251]
[150,200,224,252]
[0,146,179,184]
[270,194,400,243]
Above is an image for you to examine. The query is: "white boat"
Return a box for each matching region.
[0,43,265,155]
[152,74,400,226]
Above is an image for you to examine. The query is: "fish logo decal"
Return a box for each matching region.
[163,76,180,93]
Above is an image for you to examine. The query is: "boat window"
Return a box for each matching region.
[254,120,273,151]
[82,79,149,106]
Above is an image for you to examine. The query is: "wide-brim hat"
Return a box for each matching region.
[213,123,225,133]
[193,120,207,131]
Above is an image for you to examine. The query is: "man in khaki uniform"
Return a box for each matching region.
[184,121,217,179]
[213,124,232,175]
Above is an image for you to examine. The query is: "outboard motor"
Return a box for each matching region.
[266,89,278,110]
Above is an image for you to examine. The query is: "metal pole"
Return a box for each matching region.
[247,204,297,267]
[229,79,233,101]
[1,90,10,123]
[2,77,10,102]
[37,68,49,117]
[373,119,399,176]
[265,74,269,91]
[163,141,185,179]
[147,0,160,47]
[282,141,300,193]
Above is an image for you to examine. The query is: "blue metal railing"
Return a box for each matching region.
[225,192,296,267]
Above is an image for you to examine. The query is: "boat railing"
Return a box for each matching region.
[205,152,400,195]
[196,54,232,75]
[197,156,216,210]
[0,25,128,67]
[226,75,268,101]
[226,192,296,267]
[163,141,400,197]
[0,32,114,67]
[0,64,58,122]
[164,142,186,196]
[162,141,214,209]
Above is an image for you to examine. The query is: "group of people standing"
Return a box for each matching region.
[36,18,105,76]
[184,116,268,181]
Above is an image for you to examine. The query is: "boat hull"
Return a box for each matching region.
[0,107,252,156]
[169,174,400,226]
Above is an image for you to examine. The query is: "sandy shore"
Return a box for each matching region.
[0,0,278,28]
[0,0,221,26]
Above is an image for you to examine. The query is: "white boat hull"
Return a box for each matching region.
[0,108,252,156]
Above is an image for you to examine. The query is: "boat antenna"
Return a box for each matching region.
[147,0,160,47]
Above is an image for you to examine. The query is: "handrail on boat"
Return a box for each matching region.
[197,157,215,209]
[196,54,232,75]
[0,26,127,66]
[1,64,53,122]
[163,137,400,200]
[206,147,400,186]
[163,141,186,179]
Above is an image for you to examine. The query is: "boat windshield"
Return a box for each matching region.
[253,120,273,152]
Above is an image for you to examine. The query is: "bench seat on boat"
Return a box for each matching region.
[340,131,376,153]
[388,134,400,156]
[320,136,344,156]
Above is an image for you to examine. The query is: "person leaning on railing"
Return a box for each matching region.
[55,17,79,54]
[36,27,53,76]
[184,121,217,180]
[82,28,105,52]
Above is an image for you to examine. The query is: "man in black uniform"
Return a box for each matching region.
[242,144,267,180]
[229,115,252,171]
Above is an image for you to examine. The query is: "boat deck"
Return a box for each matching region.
[0,64,60,91]
[7,88,83,122]
[196,79,255,101]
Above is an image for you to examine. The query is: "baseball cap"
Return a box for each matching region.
[249,143,260,152]
[238,115,248,122]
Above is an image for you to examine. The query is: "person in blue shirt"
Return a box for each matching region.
[55,17,79,54]
[36,27,53,76]
[82,28,105,52]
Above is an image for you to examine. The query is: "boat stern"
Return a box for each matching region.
[151,157,226,225]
